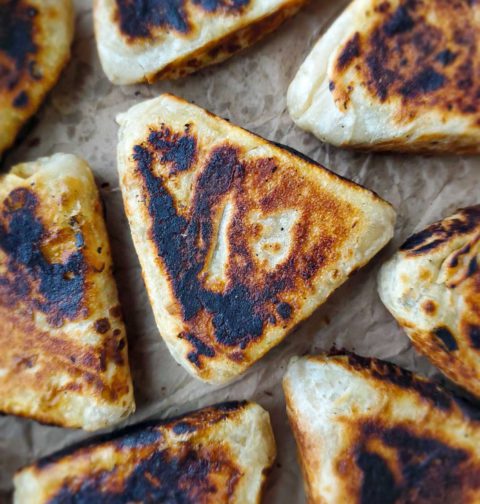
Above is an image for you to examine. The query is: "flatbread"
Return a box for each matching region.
[0,153,135,431]
[283,353,480,503]
[0,0,74,158]
[14,401,276,504]
[117,93,396,384]
[288,0,480,153]
[379,206,480,399]
[93,0,307,84]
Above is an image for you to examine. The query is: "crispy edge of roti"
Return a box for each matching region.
[14,401,276,504]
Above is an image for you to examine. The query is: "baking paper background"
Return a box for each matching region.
[1,0,479,501]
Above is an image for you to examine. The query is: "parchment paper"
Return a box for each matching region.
[1,0,479,502]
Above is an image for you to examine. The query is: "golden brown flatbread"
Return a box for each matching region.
[93,0,307,83]
[0,154,135,430]
[284,353,480,503]
[15,401,276,504]
[288,0,480,153]
[117,93,396,384]
[0,0,74,158]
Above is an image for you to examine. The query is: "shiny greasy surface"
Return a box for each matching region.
[284,353,480,504]
[379,206,480,399]
[331,0,480,126]
[0,155,134,430]
[0,0,73,157]
[118,94,395,382]
[14,402,275,504]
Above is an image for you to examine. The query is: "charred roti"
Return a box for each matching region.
[379,206,480,399]
[283,353,480,503]
[117,93,396,384]
[288,0,480,153]
[14,401,276,504]
[0,0,74,158]
[0,154,135,430]
[93,0,307,84]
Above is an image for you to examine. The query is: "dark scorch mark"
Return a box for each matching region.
[132,139,306,364]
[116,0,250,38]
[0,188,86,327]
[354,422,474,504]
[48,448,240,504]
[433,326,458,352]
[0,1,38,90]
[148,126,197,174]
[337,33,360,70]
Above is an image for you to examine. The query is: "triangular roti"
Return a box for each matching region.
[93,0,307,84]
[14,401,276,504]
[0,0,74,158]
[284,353,480,504]
[117,93,396,384]
[379,206,480,399]
[288,0,480,153]
[0,154,135,430]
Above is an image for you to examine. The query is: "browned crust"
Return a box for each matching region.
[285,353,480,504]
[0,1,73,156]
[133,131,362,374]
[114,0,252,39]
[329,0,480,147]
[21,402,264,503]
[334,418,480,504]
[146,0,307,81]
[400,206,480,257]
[0,165,132,429]
[391,206,480,398]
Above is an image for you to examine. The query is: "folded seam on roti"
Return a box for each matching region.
[379,205,480,400]
[14,401,276,504]
[117,93,396,384]
[283,353,480,504]
[288,0,480,153]
[93,0,307,84]
[0,154,135,431]
[0,0,74,159]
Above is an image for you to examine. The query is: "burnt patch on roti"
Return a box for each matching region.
[400,206,480,256]
[148,125,197,174]
[133,145,266,355]
[0,188,87,327]
[336,33,360,71]
[181,332,216,368]
[433,326,458,352]
[115,0,250,39]
[172,421,197,434]
[331,0,480,123]
[343,421,480,504]
[94,318,111,334]
[35,402,246,472]
[468,325,480,349]
[276,302,292,320]
[0,1,39,91]
[133,131,355,365]
[342,352,456,412]
[12,90,29,107]
[48,449,240,503]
